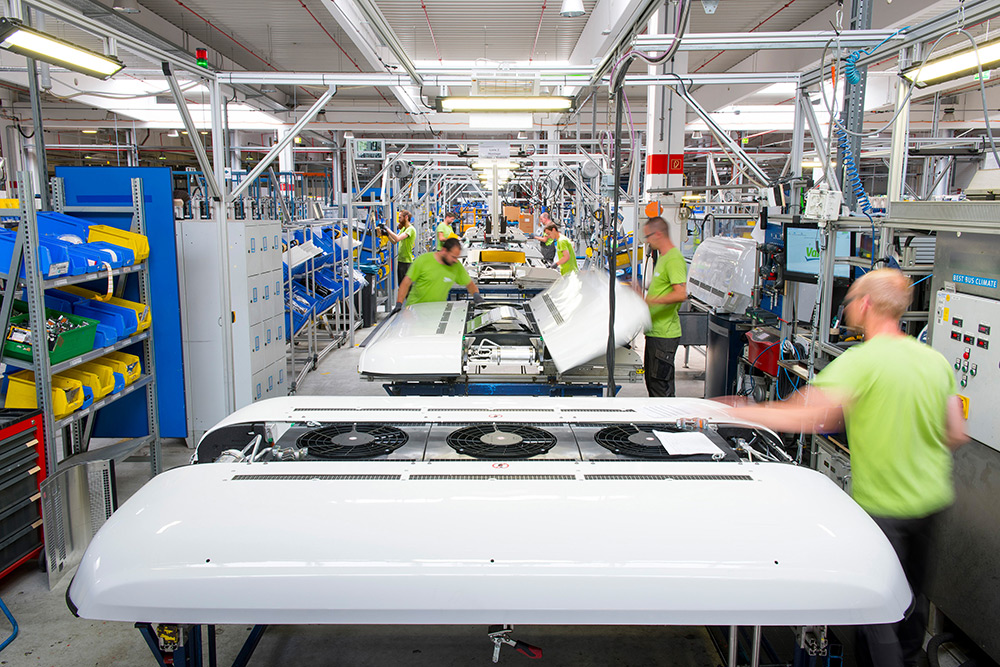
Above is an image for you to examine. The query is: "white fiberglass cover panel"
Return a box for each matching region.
[203,396,732,432]
[358,301,467,376]
[530,271,651,373]
[69,459,910,626]
[687,237,757,314]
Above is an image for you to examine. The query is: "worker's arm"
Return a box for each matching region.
[382,227,405,243]
[646,283,687,306]
[395,277,412,309]
[466,280,484,304]
[555,247,571,266]
[726,386,847,434]
[437,230,447,243]
[945,395,968,451]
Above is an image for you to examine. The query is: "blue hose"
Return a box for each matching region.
[843,28,908,86]
[0,595,18,653]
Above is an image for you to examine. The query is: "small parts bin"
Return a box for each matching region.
[93,351,141,385]
[87,225,149,261]
[4,372,84,418]
[57,286,151,334]
[3,304,99,365]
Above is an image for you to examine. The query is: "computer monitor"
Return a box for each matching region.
[783,222,852,284]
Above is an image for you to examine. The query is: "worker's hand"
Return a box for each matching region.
[391,302,403,315]
[630,282,645,297]
[472,292,485,305]
[377,224,387,235]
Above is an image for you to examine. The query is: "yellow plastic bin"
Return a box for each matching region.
[5,371,84,418]
[87,225,150,261]
[77,361,123,394]
[59,286,152,333]
[97,351,141,385]
[59,365,114,400]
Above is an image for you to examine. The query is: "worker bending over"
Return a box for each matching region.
[544,223,577,275]
[394,237,482,311]
[436,212,457,250]
[379,209,416,286]
[641,216,687,397]
[726,269,966,667]
[536,213,557,265]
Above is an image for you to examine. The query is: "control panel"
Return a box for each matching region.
[931,290,1000,451]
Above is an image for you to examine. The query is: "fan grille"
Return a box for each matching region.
[447,423,557,459]
[296,424,409,460]
[593,424,688,459]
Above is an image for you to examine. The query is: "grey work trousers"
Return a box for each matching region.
[857,512,941,667]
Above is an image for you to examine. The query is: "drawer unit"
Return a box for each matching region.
[0,408,45,581]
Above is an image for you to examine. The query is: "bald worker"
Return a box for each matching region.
[726,269,966,667]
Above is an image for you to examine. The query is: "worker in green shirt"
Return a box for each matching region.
[726,269,966,667]
[641,216,687,397]
[393,237,483,310]
[379,209,417,286]
[436,212,457,250]
[543,223,577,275]
[536,213,557,264]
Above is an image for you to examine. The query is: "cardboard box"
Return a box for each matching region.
[519,212,533,234]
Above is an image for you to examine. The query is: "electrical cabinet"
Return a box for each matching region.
[178,218,286,444]
[813,436,851,495]
[931,289,1000,451]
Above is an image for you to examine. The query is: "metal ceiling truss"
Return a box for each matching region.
[801,0,1000,86]
[635,29,905,52]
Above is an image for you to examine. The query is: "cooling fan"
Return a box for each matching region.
[446,423,557,459]
[296,423,409,460]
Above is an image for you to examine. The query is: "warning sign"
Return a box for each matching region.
[646,153,685,175]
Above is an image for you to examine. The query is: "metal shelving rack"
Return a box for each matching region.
[0,172,161,477]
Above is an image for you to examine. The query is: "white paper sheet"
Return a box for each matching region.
[653,430,723,457]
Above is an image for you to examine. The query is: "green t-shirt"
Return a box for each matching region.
[404,252,471,304]
[436,221,455,249]
[556,237,577,275]
[811,335,956,518]
[398,225,416,263]
[646,248,687,338]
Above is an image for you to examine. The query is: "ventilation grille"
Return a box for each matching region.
[541,294,564,325]
[233,473,402,481]
[410,474,575,481]
[585,474,753,481]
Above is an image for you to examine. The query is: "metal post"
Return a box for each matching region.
[727,625,739,667]
[886,69,911,215]
[131,178,162,475]
[921,92,942,200]
[838,0,873,210]
[25,58,49,209]
[799,93,842,193]
[164,63,221,200]
[346,138,357,346]
[789,88,807,215]
[211,77,236,414]
[750,625,762,667]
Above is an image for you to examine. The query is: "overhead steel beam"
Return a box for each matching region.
[636,29,905,51]
[625,72,801,86]
[163,63,221,201]
[230,86,336,201]
[802,0,1000,86]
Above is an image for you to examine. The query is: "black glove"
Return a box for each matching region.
[472,292,484,305]
[391,302,403,314]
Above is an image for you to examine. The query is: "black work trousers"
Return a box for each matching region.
[397,261,411,288]
[644,335,680,397]
[857,512,941,667]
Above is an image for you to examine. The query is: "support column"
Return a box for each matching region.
[644,1,688,243]
[837,0,873,211]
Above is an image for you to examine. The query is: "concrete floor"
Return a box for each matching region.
[0,322,799,667]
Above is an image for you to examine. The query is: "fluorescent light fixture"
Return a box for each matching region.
[0,18,124,80]
[472,160,520,170]
[82,129,98,134]
[439,96,573,112]
[113,0,140,13]
[167,129,179,137]
[802,160,836,168]
[559,0,585,18]
[902,38,1000,87]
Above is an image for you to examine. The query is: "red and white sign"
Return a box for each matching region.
[646,153,684,175]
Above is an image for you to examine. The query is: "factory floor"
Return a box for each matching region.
[0,329,815,667]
